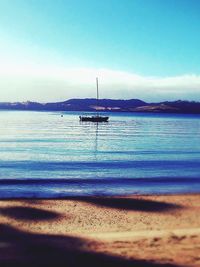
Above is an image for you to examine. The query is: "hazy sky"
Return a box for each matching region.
[0,0,200,102]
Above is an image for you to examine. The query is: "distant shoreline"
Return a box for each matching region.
[1,98,200,114]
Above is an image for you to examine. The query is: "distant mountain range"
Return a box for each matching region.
[0,98,200,114]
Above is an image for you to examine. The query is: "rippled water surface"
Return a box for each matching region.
[0,110,200,197]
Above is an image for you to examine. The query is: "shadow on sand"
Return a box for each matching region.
[60,196,182,212]
[0,223,182,267]
[0,206,61,221]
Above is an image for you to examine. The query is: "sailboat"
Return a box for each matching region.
[79,78,109,122]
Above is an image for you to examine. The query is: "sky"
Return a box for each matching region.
[0,0,200,102]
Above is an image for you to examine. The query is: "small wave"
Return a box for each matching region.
[0,176,200,185]
[1,159,200,171]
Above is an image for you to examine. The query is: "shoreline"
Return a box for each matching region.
[0,191,200,200]
[0,193,199,266]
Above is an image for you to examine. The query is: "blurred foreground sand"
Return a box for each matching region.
[0,194,199,267]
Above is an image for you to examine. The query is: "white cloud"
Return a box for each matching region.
[0,64,200,102]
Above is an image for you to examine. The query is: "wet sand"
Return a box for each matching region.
[0,194,199,266]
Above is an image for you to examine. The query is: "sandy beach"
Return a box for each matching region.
[0,194,199,267]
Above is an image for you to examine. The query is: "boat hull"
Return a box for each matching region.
[79,116,109,122]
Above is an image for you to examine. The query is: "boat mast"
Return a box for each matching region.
[96,77,99,116]
[96,77,99,101]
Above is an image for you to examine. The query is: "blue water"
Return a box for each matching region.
[0,110,200,198]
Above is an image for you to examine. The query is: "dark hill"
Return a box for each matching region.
[0,99,200,114]
[0,99,147,112]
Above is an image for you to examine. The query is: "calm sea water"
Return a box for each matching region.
[0,110,200,198]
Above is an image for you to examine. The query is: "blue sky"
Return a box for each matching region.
[0,0,200,102]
